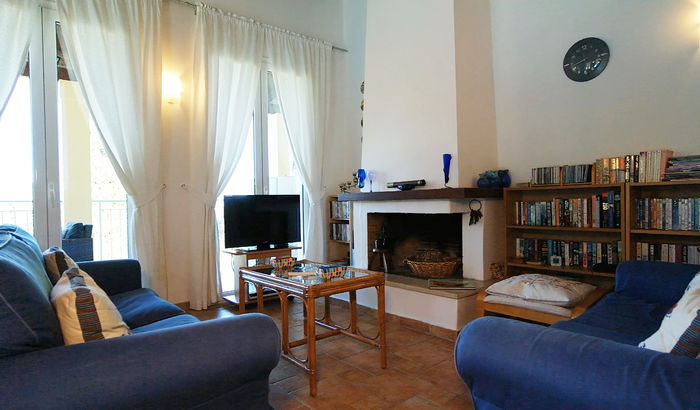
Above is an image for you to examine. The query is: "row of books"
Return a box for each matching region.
[665,155,700,180]
[593,149,674,184]
[329,200,350,219]
[531,164,592,185]
[513,193,621,228]
[329,223,350,242]
[634,197,700,231]
[635,242,700,265]
[515,238,622,269]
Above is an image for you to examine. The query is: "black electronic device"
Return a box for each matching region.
[223,194,301,250]
[386,179,426,190]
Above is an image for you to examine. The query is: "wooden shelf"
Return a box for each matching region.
[506,225,621,233]
[507,183,624,192]
[338,187,503,201]
[629,229,700,236]
[327,196,353,264]
[507,261,616,278]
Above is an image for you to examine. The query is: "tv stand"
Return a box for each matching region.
[222,246,301,308]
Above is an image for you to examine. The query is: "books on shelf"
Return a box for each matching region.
[635,197,700,230]
[664,155,700,181]
[594,149,673,184]
[329,200,350,219]
[427,278,476,290]
[515,238,622,270]
[635,242,700,264]
[513,192,621,228]
[329,223,350,241]
[531,164,592,185]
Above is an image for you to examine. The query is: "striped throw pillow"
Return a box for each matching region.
[639,272,700,357]
[50,267,131,345]
[43,247,78,285]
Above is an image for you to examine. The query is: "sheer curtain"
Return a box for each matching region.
[189,6,264,310]
[0,0,35,115]
[57,0,167,296]
[264,29,332,261]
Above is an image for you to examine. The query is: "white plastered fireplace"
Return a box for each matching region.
[337,198,504,331]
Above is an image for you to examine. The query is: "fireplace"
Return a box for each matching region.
[367,213,462,277]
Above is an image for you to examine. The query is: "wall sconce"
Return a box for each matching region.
[162,71,182,104]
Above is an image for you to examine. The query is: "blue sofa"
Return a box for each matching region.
[0,225,281,409]
[455,261,700,410]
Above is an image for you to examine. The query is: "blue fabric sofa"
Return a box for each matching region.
[0,225,281,409]
[455,260,700,410]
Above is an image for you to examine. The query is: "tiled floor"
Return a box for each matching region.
[186,297,474,409]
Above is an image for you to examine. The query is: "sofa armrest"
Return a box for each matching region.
[0,313,281,409]
[455,317,700,410]
[615,261,699,306]
[77,259,142,295]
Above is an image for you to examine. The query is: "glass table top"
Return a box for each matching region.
[253,262,375,286]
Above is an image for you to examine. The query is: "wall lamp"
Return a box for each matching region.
[162,71,182,104]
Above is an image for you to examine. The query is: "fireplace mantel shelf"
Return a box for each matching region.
[338,187,503,202]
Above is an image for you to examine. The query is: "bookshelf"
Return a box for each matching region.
[504,184,626,282]
[327,195,353,265]
[625,180,700,263]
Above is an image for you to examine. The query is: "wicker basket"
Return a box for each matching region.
[405,257,461,278]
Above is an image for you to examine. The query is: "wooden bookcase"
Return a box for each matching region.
[625,180,700,262]
[504,184,626,282]
[327,195,353,265]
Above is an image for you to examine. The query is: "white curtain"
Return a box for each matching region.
[57,0,167,296]
[0,0,35,115]
[189,6,264,310]
[264,29,332,261]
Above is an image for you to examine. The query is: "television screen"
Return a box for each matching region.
[223,194,301,249]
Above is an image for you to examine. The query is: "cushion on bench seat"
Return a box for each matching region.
[110,288,185,329]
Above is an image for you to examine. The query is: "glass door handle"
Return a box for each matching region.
[48,182,57,208]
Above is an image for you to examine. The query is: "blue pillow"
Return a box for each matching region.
[0,231,63,357]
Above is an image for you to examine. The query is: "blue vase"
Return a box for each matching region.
[498,170,511,188]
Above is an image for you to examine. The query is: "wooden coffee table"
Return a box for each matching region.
[239,261,387,397]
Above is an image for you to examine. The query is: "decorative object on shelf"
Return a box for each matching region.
[443,154,452,187]
[357,168,367,189]
[562,37,610,82]
[386,179,426,191]
[477,170,511,188]
[489,263,506,280]
[469,199,483,226]
[360,81,364,128]
[404,249,461,278]
[338,171,359,193]
[368,171,376,192]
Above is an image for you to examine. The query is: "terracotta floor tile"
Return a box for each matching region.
[393,395,443,409]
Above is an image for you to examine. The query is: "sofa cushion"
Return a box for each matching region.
[43,247,78,284]
[486,273,596,307]
[552,293,669,345]
[110,288,185,329]
[130,314,199,334]
[639,272,700,356]
[0,225,52,295]
[51,267,131,345]
[0,231,63,357]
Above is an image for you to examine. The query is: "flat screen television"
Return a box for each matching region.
[223,194,301,250]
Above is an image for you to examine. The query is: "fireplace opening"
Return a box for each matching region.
[367,213,462,278]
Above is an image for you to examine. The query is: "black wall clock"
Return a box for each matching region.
[563,37,610,82]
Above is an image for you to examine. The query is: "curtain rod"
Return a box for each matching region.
[173,0,349,53]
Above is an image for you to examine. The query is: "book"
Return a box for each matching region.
[428,278,476,290]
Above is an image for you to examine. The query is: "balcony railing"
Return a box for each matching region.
[0,199,127,260]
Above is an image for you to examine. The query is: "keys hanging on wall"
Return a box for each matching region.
[469,199,483,225]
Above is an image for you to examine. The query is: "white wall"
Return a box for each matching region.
[161,0,366,303]
[362,0,460,189]
[492,0,700,184]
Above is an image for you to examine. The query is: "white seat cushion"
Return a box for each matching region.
[486,273,596,307]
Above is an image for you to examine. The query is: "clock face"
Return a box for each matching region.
[563,37,610,82]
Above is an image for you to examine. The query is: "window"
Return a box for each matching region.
[0,6,128,259]
[217,69,305,294]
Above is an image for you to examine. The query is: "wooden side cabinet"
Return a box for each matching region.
[504,184,626,282]
[327,195,353,265]
[625,180,700,263]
